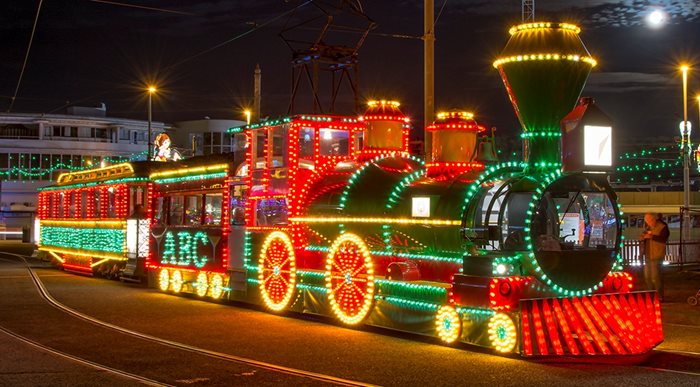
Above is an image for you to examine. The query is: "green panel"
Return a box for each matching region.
[40,226,125,254]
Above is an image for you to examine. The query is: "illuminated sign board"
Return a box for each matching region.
[583,125,612,167]
[412,197,431,218]
[161,230,210,268]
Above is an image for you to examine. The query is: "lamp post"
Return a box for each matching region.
[244,110,251,125]
[147,86,157,160]
[680,66,691,246]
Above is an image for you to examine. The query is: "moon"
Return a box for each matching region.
[647,9,666,27]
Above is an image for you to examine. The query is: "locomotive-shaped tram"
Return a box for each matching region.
[37,22,663,359]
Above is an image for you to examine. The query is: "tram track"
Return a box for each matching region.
[0,324,170,386]
[0,252,375,387]
[1,252,699,381]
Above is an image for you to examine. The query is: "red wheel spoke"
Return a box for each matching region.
[332,261,346,272]
[349,282,366,297]
[276,275,290,287]
[351,264,366,277]
[332,281,347,294]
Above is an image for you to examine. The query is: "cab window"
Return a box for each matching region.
[319,129,349,156]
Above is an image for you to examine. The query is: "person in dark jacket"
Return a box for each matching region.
[641,213,670,301]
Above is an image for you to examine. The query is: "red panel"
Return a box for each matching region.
[521,292,662,357]
[541,300,564,355]
[521,301,533,356]
[571,297,611,354]
[562,298,596,355]
[582,297,625,354]
[649,292,664,343]
[594,295,641,353]
[619,294,652,348]
[551,298,579,355]
[530,301,548,355]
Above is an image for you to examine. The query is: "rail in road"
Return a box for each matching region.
[0,252,375,386]
[0,251,699,384]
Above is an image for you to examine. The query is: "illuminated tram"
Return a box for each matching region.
[36,163,153,277]
[36,21,665,359]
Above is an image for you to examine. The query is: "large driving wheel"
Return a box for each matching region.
[258,231,297,311]
[325,233,375,325]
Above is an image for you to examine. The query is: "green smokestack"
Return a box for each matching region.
[494,22,596,166]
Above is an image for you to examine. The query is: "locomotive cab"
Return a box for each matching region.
[463,171,621,292]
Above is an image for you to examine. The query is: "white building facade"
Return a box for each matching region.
[0,109,166,238]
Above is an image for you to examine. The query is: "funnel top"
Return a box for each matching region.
[427,111,486,132]
[508,22,581,35]
[361,100,407,122]
[494,22,597,69]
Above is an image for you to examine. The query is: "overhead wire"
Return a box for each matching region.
[87,0,195,16]
[434,0,449,26]
[7,0,44,113]
[40,1,312,113]
[164,1,313,71]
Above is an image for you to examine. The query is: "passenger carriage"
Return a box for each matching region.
[36,162,153,278]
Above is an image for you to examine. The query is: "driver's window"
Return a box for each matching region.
[500,192,530,251]
[319,129,349,156]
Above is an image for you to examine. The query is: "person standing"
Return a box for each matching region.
[641,213,670,301]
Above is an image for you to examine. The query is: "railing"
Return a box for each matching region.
[622,239,700,269]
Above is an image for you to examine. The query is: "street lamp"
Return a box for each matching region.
[680,66,691,245]
[147,86,157,160]
[244,109,251,125]
[697,94,700,133]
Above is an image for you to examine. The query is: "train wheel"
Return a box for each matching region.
[209,274,224,299]
[258,231,297,311]
[488,313,517,353]
[325,233,375,325]
[195,272,208,297]
[158,269,170,291]
[171,270,184,293]
[435,306,461,343]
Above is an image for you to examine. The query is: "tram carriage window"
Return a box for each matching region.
[271,127,288,168]
[47,194,53,217]
[81,191,88,218]
[129,186,144,216]
[58,192,64,218]
[255,198,288,226]
[299,127,315,169]
[354,131,363,152]
[154,197,165,224]
[185,195,203,225]
[500,192,530,251]
[107,188,116,218]
[468,180,507,249]
[230,184,247,226]
[532,190,618,251]
[68,192,76,218]
[168,196,184,225]
[319,129,349,156]
[254,130,266,169]
[94,189,100,218]
[204,194,222,225]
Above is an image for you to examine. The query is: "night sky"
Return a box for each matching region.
[2,0,700,143]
